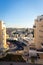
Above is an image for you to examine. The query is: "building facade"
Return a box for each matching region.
[33,15,43,49]
[0,21,7,49]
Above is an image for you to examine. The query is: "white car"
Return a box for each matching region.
[29,48,37,58]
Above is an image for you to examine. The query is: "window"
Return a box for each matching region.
[33,25,36,28]
[41,25,43,27]
[41,43,43,45]
[40,18,43,21]
[39,30,43,32]
[39,36,43,38]
[40,18,42,21]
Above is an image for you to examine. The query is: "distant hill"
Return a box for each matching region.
[6,28,33,37]
[6,28,26,36]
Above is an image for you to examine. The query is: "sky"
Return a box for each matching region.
[0,0,43,28]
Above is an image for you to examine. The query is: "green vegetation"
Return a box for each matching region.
[30,56,35,63]
[30,56,38,63]
[0,54,25,62]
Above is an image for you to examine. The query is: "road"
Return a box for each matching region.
[0,62,42,65]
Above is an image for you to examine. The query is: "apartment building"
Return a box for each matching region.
[0,21,7,49]
[33,15,43,49]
